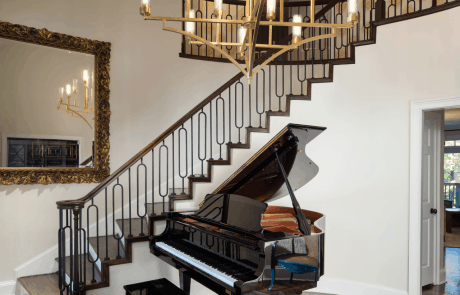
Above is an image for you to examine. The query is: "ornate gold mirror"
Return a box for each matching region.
[0,21,111,185]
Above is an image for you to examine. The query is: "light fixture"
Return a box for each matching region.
[57,70,95,128]
[214,0,223,16]
[140,0,358,84]
[266,0,276,21]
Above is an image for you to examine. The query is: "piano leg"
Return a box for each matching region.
[179,269,191,294]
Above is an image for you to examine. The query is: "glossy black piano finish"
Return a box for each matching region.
[150,124,326,295]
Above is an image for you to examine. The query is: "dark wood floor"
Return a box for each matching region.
[422,248,460,295]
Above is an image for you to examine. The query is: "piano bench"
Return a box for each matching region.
[123,278,189,295]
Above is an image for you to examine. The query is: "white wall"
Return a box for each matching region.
[0,0,236,283]
[1,1,460,295]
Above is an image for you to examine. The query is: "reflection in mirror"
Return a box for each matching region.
[0,38,95,168]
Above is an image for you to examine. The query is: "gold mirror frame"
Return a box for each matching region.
[0,21,111,185]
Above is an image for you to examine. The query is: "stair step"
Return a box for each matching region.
[188,174,210,182]
[18,273,60,295]
[310,77,332,83]
[56,254,102,284]
[286,94,311,100]
[266,111,289,117]
[227,143,250,149]
[207,159,230,165]
[88,235,125,260]
[116,217,149,238]
[247,127,269,133]
[168,187,189,196]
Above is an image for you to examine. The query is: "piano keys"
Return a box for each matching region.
[150,124,326,295]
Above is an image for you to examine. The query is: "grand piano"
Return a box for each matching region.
[150,124,326,295]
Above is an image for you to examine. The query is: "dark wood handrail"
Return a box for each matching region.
[57,7,333,208]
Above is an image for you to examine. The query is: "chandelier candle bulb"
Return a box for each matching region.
[65,84,72,96]
[185,9,196,34]
[140,0,151,17]
[82,70,90,84]
[238,26,247,55]
[214,0,223,16]
[347,0,359,24]
[267,0,276,21]
[292,15,302,44]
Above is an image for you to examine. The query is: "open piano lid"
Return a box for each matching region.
[212,124,326,203]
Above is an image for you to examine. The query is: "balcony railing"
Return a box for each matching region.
[444,183,460,208]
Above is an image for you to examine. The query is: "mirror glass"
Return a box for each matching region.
[0,38,95,168]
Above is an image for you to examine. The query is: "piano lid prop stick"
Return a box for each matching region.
[272,144,311,235]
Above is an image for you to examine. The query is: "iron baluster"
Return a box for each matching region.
[172,132,176,195]
[275,57,285,112]
[209,101,214,160]
[216,94,225,160]
[191,115,194,176]
[228,86,232,144]
[137,158,147,236]
[104,188,109,261]
[151,149,155,215]
[87,199,99,283]
[178,125,188,194]
[269,65,272,111]
[128,168,133,237]
[159,140,169,214]
[198,108,207,177]
[113,178,124,258]
[235,80,244,143]
[255,70,266,128]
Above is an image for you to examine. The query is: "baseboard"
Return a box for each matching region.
[305,277,408,295]
[0,280,15,295]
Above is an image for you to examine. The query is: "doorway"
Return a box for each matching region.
[410,97,460,295]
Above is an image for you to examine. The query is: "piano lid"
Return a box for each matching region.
[212,124,326,203]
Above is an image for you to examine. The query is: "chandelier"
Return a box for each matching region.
[57,70,95,129]
[140,0,358,84]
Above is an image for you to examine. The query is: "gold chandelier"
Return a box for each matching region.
[57,70,95,129]
[140,0,358,84]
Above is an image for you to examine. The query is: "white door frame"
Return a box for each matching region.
[409,96,460,295]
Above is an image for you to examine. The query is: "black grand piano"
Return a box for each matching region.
[150,124,326,295]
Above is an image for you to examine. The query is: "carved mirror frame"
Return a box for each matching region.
[0,21,111,185]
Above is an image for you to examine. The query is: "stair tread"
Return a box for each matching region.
[18,273,60,295]
[55,254,102,284]
[88,235,125,260]
[116,217,149,237]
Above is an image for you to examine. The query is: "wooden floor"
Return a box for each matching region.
[422,248,460,295]
[17,273,60,295]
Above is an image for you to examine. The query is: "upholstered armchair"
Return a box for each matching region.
[269,235,320,291]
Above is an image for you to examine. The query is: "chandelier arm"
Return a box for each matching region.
[251,32,337,78]
[58,107,93,129]
[248,0,266,81]
[161,20,248,76]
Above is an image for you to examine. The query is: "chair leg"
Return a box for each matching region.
[269,269,276,291]
[314,271,318,287]
[289,272,294,284]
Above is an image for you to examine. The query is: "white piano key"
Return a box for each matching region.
[156,242,237,287]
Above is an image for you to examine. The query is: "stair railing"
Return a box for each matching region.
[55,0,460,292]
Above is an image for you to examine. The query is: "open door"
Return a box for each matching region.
[421,111,445,286]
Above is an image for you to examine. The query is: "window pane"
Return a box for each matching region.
[446,141,455,146]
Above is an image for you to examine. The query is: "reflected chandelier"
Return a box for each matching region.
[57,69,95,129]
[140,0,358,84]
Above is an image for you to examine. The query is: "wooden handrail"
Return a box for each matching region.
[57,6,333,208]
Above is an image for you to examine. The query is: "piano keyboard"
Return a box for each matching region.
[155,240,255,287]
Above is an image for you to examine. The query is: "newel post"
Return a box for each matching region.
[57,200,86,295]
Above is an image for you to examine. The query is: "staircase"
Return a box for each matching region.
[15,0,460,294]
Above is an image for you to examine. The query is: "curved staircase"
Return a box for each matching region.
[15,0,460,294]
